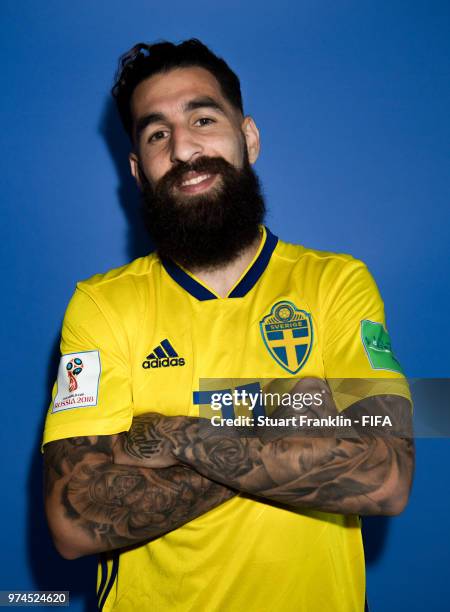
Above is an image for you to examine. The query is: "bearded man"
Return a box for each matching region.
[43,39,414,612]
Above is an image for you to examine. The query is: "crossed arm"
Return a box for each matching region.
[113,382,414,516]
[44,379,414,559]
[44,435,235,559]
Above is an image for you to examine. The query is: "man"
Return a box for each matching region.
[43,39,414,611]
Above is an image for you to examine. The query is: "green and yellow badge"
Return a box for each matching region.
[361,319,404,374]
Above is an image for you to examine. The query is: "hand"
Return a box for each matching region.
[112,413,183,469]
[265,377,336,419]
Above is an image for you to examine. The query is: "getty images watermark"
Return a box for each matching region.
[208,387,392,429]
[194,378,426,438]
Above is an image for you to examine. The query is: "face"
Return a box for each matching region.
[129,66,260,193]
[127,66,265,269]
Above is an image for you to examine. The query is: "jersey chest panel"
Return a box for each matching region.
[132,276,324,418]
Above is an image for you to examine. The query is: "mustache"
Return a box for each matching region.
[153,156,238,193]
[139,151,265,269]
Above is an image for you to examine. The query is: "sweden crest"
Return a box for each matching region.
[260,301,313,374]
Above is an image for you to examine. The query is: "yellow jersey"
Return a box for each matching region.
[43,227,408,611]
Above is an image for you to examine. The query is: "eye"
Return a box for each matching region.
[195,117,215,127]
[148,130,168,144]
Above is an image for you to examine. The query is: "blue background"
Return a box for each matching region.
[1,1,449,610]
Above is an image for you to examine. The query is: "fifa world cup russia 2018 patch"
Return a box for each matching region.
[260,300,313,374]
[52,350,101,412]
[361,320,404,374]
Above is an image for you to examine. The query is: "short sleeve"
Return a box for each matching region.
[42,285,133,447]
[322,259,411,411]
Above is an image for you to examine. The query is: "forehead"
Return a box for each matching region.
[130,66,235,120]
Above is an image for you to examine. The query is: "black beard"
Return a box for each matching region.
[140,155,266,269]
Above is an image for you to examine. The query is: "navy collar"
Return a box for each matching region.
[161,227,278,301]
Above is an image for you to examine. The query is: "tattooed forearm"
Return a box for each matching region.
[178,394,414,515]
[44,436,235,558]
[175,427,414,515]
[115,389,414,516]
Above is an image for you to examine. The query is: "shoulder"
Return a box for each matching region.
[274,236,368,280]
[63,253,160,328]
[78,252,159,291]
[74,253,160,305]
[273,236,381,315]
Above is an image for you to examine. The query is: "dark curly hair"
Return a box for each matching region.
[111,39,244,141]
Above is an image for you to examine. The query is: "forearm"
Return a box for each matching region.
[44,436,235,559]
[172,424,414,515]
[114,395,414,515]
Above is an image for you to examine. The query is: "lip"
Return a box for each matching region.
[175,172,219,195]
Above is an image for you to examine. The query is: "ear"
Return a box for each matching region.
[241,116,260,164]
[129,152,143,190]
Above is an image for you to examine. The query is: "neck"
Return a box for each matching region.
[186,229,263,298]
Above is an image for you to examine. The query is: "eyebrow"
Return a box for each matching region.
[184,96,226,114]
[134,96,226,142]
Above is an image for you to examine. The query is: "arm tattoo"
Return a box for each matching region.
[44,436,235,552]
[122,414,175,460]
[120,392,414,516]
[179,394,414,515]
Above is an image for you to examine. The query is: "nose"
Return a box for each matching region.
[170,125,203,165]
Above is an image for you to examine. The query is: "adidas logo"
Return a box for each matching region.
[142,339,186,369]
